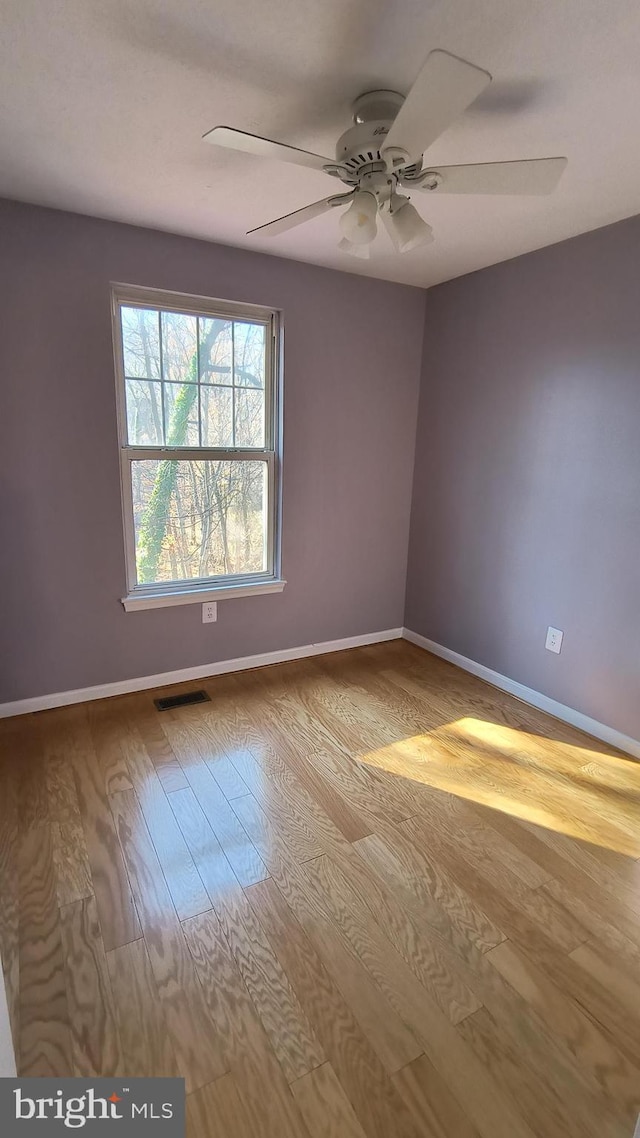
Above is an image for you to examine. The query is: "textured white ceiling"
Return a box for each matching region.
[2,0,640,287]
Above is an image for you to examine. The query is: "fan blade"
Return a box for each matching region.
[383,50,491,168]
[247,194,350,237]
[203,126,333,172]
[417,157,567,195]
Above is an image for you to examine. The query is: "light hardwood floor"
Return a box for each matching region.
[1,640,640,1137]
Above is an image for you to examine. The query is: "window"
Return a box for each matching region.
[112,284,284,611]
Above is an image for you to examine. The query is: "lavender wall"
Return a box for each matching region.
[0,199,424,703]
[406,214,640,740]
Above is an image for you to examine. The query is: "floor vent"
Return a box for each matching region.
[153,689,211,711]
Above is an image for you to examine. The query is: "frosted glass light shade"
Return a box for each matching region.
[383,199,433,252]
[339,192,378,245]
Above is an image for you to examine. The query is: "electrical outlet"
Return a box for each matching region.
[545,626,563,654]
[202,602,217,624]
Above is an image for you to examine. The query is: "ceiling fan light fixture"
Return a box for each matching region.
[205,51,567,258]
[339,191,378,245]
[383,197,433,252]
[338,237,371,259]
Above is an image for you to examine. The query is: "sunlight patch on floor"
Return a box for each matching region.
[358,717,640,858]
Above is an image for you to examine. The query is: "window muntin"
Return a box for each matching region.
[113,286,280,601]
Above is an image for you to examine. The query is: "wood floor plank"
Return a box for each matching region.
[288,670,396,755]
[456,1005,625,1138]
[17,715,50,830]
[291,1061,369,1138]
[43,729,94,908]
[216,886,325,1083]
[220,669,371,842]
[52,820,93,907]
[110,788,227,1091]
[527,822,640,913]
[87,701,133,794]
[230,746,326,862]
[60,896,122,1076]
[304,853,482,1025]
[444,806,592,952]
[544,864,640,948]
[233,793,423,1075]
[237,677,346,769]
[168,786,244,902]
[494,810,640,904]
[569,938,640,1018]
[44,740,85,824]
[525,938,640,1068]
[18,824,72,1075]
[354,829,505,955]
[162,713,268,886]
[540,876,639,961]
[124,695,189,793]
[280,748,373,842]
[341,851,624,1124]
[161,700,253,799]
[307,746,418,827]
[392,1053,481,1138]
[119,725,212,921]
[173,684,261,796]
[254,863,536,1138]
[229,742,390,922]
[170,785,323,1083]
[322,652,442,738]
[261,683,349,761]
[182,909,311,1138]
[186,1073,253,1138]
[468,801,613,884]
[107,937,180,1079]
[246,877,424,1138]
[206,752,251,800]
[415,791,552,891]
[312,658,422,747]
[486,939,640,1119]
[66,709,141,951]
[399,814,581,958]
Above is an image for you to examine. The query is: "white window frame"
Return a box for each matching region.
[111,283,285,611]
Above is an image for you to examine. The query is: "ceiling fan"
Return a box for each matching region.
[203,49,567,258]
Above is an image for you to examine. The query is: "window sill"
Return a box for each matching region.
[121,578,286,612]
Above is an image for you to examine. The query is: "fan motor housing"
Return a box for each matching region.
[332,122,422,186]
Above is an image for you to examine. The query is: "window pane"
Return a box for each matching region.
[163,384,199,447]
[132,460,267,584]
[234,322,265,387]
[161,311,197,384]
[235,388,265,447]
[125,379,163,445]
[201,385,233,447]
[121,307,160,379]
[200,318,232,384]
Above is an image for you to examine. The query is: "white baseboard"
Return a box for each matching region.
[0,628,403,719]
[402,628,640,760]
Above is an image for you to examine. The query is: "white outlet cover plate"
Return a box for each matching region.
[202,602,218,623]
[545,626,563,654]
